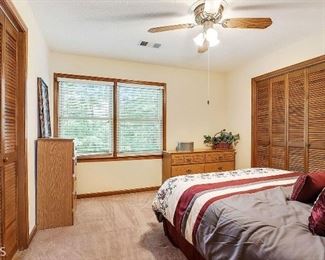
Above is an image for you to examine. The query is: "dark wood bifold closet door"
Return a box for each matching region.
[288,69,306,172]
[254,79,270,167]
[308,63,325,172]
[1,14,19,259]
[270,76,287,169]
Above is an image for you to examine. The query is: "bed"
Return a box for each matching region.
[152,168,325,260]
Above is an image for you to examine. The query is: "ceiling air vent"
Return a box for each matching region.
[139,41,149,46]
[138,41,162,49]
[152,43,161,49]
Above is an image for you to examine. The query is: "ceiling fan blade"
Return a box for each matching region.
[221,18,272,29]
[148,23,196,33]
[198,40,209,53]
[204,0,222,14]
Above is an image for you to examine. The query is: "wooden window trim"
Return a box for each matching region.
[78,154,163,163]
[53,73,167,162]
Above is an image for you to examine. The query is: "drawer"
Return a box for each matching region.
[204,162,234,172]
[205,152,234,163]
[171,154,205,165]
[171,164,205,177]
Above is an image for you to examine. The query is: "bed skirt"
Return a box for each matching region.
[163,218,205,260]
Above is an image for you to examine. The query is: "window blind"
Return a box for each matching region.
[117,83,163,155]
[58,80,114,156]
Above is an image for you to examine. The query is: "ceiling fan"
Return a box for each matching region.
[148,0,272,53]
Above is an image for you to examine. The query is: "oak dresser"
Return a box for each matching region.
[37,138,76,230]
[162,149,236,182]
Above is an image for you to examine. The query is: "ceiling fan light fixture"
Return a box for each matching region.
[193,32,205,46]
[147,1,273,54]
[206,28,218,41]
[193,28,219,48]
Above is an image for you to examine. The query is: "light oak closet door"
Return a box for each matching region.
[0,9,4,253]
[254,79,270,167]
[288,69,306,172]
[308,62,325,172]
[270,75,287,169]
[2,17,19,259]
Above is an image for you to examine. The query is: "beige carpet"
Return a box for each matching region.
[16,191,186,260]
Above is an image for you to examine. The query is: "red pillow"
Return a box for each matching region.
[291,172,325,203]
[309,188,325,236]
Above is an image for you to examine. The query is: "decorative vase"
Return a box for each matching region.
[213,142,232,149]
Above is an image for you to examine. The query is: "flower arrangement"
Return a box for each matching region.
[204,129,240,149]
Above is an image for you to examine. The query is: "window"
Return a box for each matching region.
[58,79,114,156]
[55,74,166,161]
[117,83,164,156]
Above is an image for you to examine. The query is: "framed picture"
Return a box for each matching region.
[38,77,52,138]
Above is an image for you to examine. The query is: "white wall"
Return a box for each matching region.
[225,33,325,169]
[49,52,227,194]
[12,1,50,234]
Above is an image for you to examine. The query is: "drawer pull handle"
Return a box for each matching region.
[218,167,223,170]
[186,169,192,174]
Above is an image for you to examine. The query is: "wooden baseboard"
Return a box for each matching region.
[28,225,37,246]
[77,186,160,199]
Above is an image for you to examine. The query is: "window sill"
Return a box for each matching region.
[77,154,163,163]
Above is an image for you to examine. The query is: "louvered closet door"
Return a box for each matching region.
[288,70,306,172]
[254,79,270,167]
[270,75,287,169]
[0,10,4,253]
[308,63,325,172]
[1,17,19,259]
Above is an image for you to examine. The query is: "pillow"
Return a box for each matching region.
[308,187,325,236]
[291,172,325,203]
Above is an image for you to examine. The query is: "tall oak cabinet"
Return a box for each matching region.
[37,138,76,230]
[252,56,325,172]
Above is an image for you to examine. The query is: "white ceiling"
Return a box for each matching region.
[29,0,325,72]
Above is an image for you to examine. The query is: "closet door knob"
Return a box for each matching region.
[3,157,9,162]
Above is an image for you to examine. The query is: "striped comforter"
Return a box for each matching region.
[152,168,300,245]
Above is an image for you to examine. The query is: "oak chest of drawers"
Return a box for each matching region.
[162,149,236,181]
[37,138,76,230]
